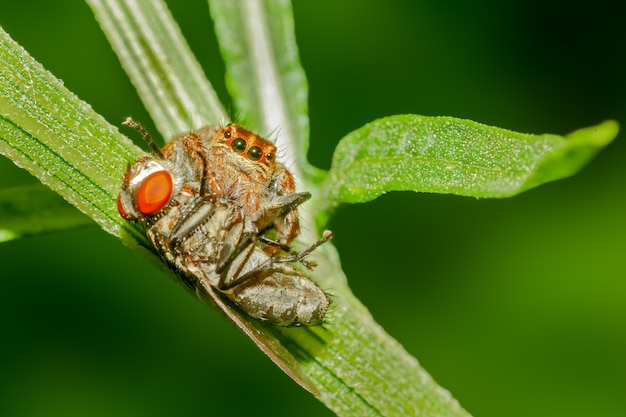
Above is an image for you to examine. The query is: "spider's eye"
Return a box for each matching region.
[231,138,246,152]
[266,152,274,161]
[224,131,231,139]
[247,146,263,161]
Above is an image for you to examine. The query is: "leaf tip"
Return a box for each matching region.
[566,119,620,146]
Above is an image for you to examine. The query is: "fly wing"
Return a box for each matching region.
[195,281,320,397]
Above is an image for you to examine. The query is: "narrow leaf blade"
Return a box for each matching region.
[208,0,311,180]
[0,26,143,242]
[87,0,227,138]
[1,14,473,417]
[320,115,618,211]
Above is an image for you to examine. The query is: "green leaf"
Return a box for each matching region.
[87,0,227,137]
[206,4,471,415]
[65,2,472,415]
[209,0,315,181]
[0,26,144,244]
[0,184,92,242]
[319,115,618,214]
[3,2,615,416]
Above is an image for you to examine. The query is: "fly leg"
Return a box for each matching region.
[257,229,333,270]
[122,117,163,156]
[166,151,219,249]
[265,230,333,269]
[220,229,332,292]
[167,195,216,249]
[214,190,320,288]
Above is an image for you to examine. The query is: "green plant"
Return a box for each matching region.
[0,1,620,416]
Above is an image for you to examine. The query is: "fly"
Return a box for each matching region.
[116,118,332,394]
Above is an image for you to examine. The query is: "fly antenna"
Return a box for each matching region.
[122,117,163,156]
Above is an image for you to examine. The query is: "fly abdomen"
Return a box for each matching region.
[225,267,331,327]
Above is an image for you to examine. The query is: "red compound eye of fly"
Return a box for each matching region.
[136,170,173,216]
[117,193,130,219]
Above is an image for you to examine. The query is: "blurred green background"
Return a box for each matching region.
[1,1,624,416]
